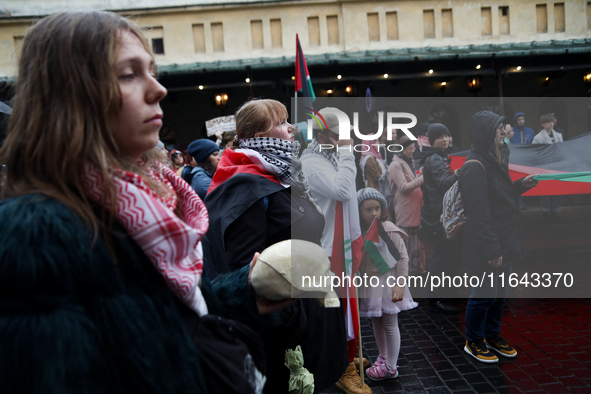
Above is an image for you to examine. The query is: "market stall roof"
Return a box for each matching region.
[156,39,591,76]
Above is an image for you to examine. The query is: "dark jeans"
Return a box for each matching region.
[465,265,512,342]
[427,237,463,301]
[541,195,562,213]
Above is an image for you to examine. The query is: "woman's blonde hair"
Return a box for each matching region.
[0,11,162,235]
[231,99,288,148]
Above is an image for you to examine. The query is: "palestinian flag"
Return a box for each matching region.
[363,217,400,275]
[331,197,364,361]
[295,34,315,100]
[207,148,283,194]
[203,149,285,279]
[450,131,591,196]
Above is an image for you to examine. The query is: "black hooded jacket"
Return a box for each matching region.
[420,146,458,224]
[459,111,529,275]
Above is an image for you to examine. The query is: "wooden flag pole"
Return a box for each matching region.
[355,286,365,389]
[294,90,298,125]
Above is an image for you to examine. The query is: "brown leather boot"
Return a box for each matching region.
[335,361,373,394]
[354,357,370,372]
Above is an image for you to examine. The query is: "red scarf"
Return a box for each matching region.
[84,161,209,316]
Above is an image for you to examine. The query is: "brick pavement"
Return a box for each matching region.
[322,298,591,394]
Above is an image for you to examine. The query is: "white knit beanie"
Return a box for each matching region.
[357,187,387,212]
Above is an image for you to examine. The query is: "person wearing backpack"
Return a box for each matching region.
[459,111,538,364]
[419,123,461,314]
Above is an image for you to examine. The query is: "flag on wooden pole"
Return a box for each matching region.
[295,34,315,100]
[331,198,364,361]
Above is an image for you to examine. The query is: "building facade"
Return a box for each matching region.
[1,0,591,148]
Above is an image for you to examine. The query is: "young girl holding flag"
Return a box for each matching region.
[357,188,418,381]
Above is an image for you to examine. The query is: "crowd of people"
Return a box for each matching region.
[0,10,553,394]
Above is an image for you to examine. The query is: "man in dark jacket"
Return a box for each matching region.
[510,112,535,145]
[459,111,538,364]
[420,123,460,314]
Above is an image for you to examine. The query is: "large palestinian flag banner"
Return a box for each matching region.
[450,131,591,195]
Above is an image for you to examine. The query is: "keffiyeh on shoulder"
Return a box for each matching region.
[238,137,309,194]
[83,160,209,316]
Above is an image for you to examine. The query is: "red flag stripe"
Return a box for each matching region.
[450,155,591,196]
[364,216,380,243]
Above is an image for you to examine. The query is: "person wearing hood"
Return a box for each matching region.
[459,111,538,364]
[419,123,461,314]
[510,112,534,145]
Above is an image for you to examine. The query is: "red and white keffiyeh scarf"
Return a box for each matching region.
[417,135,430,152]
[84,160,209,316]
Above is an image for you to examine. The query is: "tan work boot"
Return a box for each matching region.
[353,357,370,372]
[335,361,373,394]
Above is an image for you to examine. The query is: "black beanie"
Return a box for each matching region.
[188,139,219,164]
[427,123,450,145]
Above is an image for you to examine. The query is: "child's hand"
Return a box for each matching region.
[391,286,405,303]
